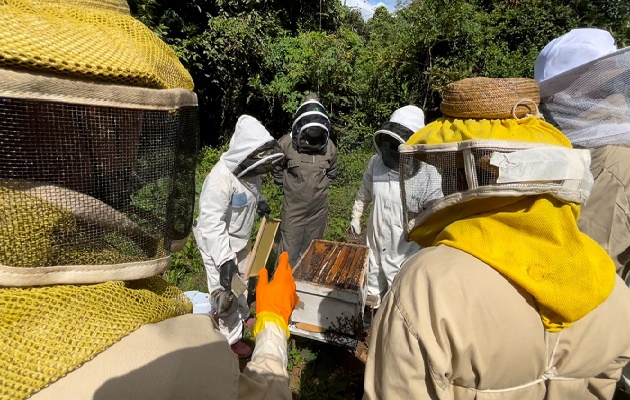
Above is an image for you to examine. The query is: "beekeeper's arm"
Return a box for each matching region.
[238,251,298,400]
[195,168,236,268]
[350,156,375,235]
[326,141,339,180]
[363,278,443,399]
[272,137,288,186]
[271,159,285,186]
[585,351,630,400]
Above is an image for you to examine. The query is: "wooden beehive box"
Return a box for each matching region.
[290,239,369,345]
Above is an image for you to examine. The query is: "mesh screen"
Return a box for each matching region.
[401,146,564,229]
[0,276,193,399]
[400,152,448,219]
[540,48,630,148]
[0,98,198,268]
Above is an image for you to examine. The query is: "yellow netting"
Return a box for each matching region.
[0,277,193,399]
[0,187,152,268]
[0,0,194,90]
[0,187,75,268]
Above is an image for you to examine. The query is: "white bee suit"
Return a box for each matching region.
[193,115,279,344]
[351,106,442,306]
[352,155,422,305]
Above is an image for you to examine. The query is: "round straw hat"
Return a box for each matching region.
[440,77,540,119]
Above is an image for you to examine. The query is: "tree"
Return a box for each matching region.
[129,0,629,145]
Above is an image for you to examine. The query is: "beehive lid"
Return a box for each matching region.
[293,239,369,292]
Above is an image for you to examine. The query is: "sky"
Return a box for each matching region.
[343,0,395,21]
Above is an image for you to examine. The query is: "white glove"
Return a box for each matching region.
[350,219,362,235]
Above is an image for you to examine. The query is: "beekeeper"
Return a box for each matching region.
[350,105,442,308]
[194,114,283,357]
[535,27,630,397]
[363,77,630,399]
[0,1,297,399]
[272,93,338,267]
[535,28,630,284]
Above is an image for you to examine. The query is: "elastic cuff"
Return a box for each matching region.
[253,311,290,338]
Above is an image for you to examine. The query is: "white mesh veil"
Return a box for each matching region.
[539,47,630,148]
[399,140,593,237]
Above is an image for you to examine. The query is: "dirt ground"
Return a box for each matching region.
[287,336,367,399]
[240,320,369,399]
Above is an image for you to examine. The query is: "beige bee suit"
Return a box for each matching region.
[364,245,630,400]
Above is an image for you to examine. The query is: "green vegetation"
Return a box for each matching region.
[129,0,629,147]
[130,0,629,397]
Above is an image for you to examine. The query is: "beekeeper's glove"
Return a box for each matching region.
[253,251,299,338]
[211,288,235,317]
[219,259,239,291]
[350,218,361,235]
[257,198,271,218]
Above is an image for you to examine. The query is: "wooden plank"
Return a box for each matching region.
[296,280,359,303]
[244,217,281,279]
[324,245,347,286]
[313,242,339,284]
[289,324,358,348]
[295,322,327,333]
[335,246,355,290]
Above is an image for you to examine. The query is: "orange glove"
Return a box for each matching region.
[253,251,299,338]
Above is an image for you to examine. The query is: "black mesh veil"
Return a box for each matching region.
[0,69,199,277]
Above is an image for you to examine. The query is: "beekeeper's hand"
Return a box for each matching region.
[219,259,239,291]
[257,198,271,218]
[211,289,235,317]
[350,218,362,235]
[253,251,299,338]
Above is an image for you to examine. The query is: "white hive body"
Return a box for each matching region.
[290,239,369,348]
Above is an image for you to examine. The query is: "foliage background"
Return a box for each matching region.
[129,0,629,146]
[128,0,629,397]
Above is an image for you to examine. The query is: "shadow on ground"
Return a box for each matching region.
[288,336,365,400]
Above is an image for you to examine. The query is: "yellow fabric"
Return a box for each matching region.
[0,0,194,90]
[406,117,616,330]
[0,276,192,400]
[253,311,291,338]
[407,116,571,147]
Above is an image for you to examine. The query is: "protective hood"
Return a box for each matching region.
[221,115,283,177]
[374,105,425,171]
[534,28,617,83]
[535,29,630,148]
[401,115,615,331]
[291,99,331,152]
